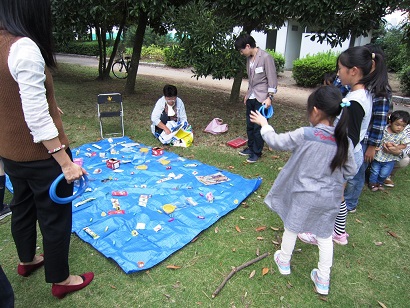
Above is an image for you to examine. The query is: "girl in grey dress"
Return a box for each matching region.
[250,86,357,295]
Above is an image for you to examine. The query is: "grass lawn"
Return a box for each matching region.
[1,64,409,307]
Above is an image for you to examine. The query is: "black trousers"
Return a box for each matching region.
[246,98,265,156]
[2,150,73,283]
[0,266,14,308]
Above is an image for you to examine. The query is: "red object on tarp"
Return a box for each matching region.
[226,137,247,148]
[106,159,120,169]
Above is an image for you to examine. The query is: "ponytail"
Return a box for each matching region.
[307,86,350,172]
[331,100,350,172]
[338,46,391,98]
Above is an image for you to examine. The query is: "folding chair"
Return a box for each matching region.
[97,93,124,139]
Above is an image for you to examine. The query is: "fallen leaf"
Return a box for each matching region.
[249,270,256,278]
[255,226,266,232]
[271,155,280,159]
[228,165,235,169]
[256,236,264,240]
[110,285,117,289]
[163,294,171,299]
[214,227,219,233]
[270,227,280,231]
[262,267,269,276]
[240,216,246,220]
[319,296,328,302]
[272,240,280,245]
[286,281,293,288]
[235,226,241,232]
[378,301,387,308]
[387,231,399,238]
[166,265,181,269]
[355,219,363,224]
[232,248,236,252]
[374,241,383,246]
[256,248,260,256]
[191,237,198,242]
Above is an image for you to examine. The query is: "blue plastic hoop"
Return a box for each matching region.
[258,105,274,119]
[49,174,89,204]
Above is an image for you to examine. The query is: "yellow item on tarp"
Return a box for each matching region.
[162,204,176,214]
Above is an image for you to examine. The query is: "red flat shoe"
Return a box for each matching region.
[52,272,94,299]
[17,254,44,277]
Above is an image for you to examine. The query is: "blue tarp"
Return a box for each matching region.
[7,137,262,273]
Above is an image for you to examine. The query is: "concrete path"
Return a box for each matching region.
[56,54,311,108]
[56,54,409,112]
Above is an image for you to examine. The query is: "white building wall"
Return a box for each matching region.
[299,34,350,58]
[250,31,267,50]
[275,25,288,55]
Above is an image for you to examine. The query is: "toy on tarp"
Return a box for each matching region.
[227,137,247,148]
[106,158,120,170]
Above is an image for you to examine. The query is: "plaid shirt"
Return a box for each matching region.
[363,94,392,147]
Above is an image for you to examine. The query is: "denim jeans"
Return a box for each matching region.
[369,160,395,185]
[344,144,366,211]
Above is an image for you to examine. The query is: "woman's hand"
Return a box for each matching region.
[61,162,87,184]
[383,142,402,156]
[250,110,268,127]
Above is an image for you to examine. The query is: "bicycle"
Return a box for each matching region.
[112,52,131,79]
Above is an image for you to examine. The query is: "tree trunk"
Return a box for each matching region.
[125,9,148,94]
[229,70,244,104]
[102,14,126,80]
[95,26,104,79]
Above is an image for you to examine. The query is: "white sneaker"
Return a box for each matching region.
[311,269,329,295]
[273,250,291,275]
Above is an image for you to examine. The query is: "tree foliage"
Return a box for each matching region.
[169,0,405,103]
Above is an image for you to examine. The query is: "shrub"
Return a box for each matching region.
[56,41,105,56]
[141,45,165,62]
[292,52,338,87]
[266,49,285,73]
[375,27,409,73]
[164,45,190,68]
[399,65,410,95]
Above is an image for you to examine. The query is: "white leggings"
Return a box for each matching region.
[279,227,333,280]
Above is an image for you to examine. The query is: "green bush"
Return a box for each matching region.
[266,49,285,73]
[141,45,165,62]
[164,45,190,68]
[399,65,410,95]
[375,27,409,73]
[56,41,106,56]
[292,52,338,87]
